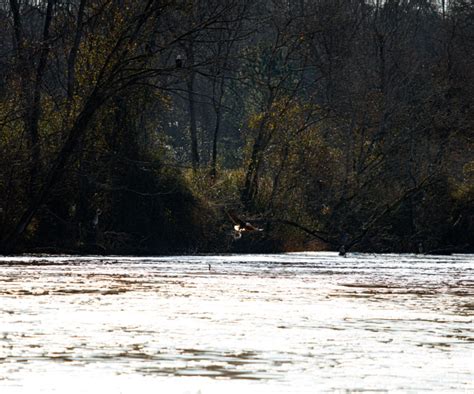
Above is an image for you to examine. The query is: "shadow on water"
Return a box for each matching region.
[135,349,281,380]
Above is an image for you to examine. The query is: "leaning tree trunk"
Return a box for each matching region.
[241,127,265,209]
[0,92,105,253]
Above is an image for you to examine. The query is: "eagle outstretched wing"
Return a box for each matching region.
[227,210,246,227]
[226,210,263,233]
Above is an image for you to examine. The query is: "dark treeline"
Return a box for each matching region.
[0,0,472,255]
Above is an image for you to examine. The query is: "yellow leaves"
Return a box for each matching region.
[244,94,341,210]
[160,93,173,111]
[245,97,331,168]
[463,161,474,181]
[247,112,265,130]
[75,37,106,93]
[0,81,24,146]
[74,2,151,97]
[450,160,474,202]
[247,98,320,137]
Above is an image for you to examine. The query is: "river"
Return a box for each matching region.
[0,253,473,393]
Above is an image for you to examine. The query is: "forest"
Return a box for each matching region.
[0,0,472,255]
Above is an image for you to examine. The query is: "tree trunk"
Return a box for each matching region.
[186,45,199,171]
[10,0,55,200]
[210,75,225,178]
[210,108,221,178]
[27,0,55,197]
[67,0,87,104]
[241,124,265,208]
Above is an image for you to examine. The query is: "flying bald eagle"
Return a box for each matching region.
[227,210,263,239]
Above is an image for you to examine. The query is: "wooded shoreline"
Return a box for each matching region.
[0,1,472,255]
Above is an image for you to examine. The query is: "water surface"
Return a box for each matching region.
[0,253,473,393]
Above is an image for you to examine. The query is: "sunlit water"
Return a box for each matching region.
[0,253,473,393]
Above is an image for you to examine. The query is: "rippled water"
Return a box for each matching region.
[0,253,473,393]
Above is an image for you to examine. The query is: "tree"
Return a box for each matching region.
[0,0,242,252]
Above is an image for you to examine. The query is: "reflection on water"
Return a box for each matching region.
[0,253,473,393]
